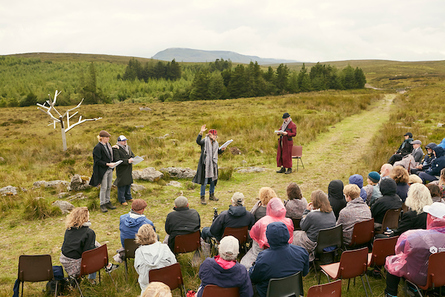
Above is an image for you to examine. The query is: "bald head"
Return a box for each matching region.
[380,163,393,178]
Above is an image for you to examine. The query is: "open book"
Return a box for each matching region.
[274,130,285,134]
[110,160,123,168]
[219,139,233,150]
[132,156,144,165]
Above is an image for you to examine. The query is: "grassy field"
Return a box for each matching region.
[0,58,444,297]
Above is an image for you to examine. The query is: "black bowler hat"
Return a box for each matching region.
[282,112,290,119]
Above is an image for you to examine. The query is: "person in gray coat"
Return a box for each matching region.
[112,135,135,206]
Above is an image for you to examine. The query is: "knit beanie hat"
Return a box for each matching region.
[368,171,380,183]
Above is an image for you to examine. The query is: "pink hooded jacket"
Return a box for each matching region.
[385,213,445,286]
[249,198,294,248]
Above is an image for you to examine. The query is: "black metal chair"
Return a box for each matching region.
[266,271,304,297]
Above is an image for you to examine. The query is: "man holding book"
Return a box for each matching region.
[276,113,297,174]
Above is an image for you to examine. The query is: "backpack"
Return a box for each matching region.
[45,266,70,296]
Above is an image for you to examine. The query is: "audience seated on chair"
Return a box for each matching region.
[426,183,445,203]
[337,184,372,245]
[348,174,367,201]
[390,166,410,203]
[384,202,445,297]
[380,163,393,180]
[164,195,201,252]
[241,197,293,270]
[419,146,445,184]
[284,182,308,220]
[408,174,423,185]
[388,132,413,165]
[249,221,309,297]
[134,224,176,294]
[197,236,253,297]
[250,187,277,223]
[364,171,382,206]
[293,190,336,261]
[141,281,172,297]
[411,143,437,175]
[201,192,254,242]
[371,178,402,229]
[327,180,346,220]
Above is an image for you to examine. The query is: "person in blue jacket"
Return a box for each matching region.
[119,199,155,248]
[249,221,309,297]
[419,146,445,183]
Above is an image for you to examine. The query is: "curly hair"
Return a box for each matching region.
[426,183,441,198]
[65,207,89,229]
[390,166,409,184]
[440,168,445,186]
[259,187,277,205]
[286,182,303,200]
[343,184,360,200]
[405,183,433,214]
[135,224,157,245]
[141,282,172,297]
[311,190,332,213]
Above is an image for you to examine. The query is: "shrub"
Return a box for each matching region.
[22,196,61,220]
[219,166,233,181]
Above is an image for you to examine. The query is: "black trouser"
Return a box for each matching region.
[388,154,403,165]
[385,272,400,296]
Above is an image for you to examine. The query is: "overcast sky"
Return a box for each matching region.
[1,0,444,62]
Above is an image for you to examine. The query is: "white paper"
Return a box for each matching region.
[110,160,123,168]
[132,156,144,165]
[219,139,233,150]
[275,130,285,133]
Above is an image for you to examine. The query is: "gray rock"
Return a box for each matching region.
[33,180,69,189]
[131,184,146,192]
[66,193,88,201]
[69,174,91,191]
[438,123,443,127]
[0,185,18,196]
[58,192,69,198]
[159,167,196,179]
[0,156,4,162]
[236,167,267,173]
[132,167,164,182]
[52,200,75,214]
[139,107,152,111]
[166,181,182,187]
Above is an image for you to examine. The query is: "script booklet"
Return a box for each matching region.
[132,156,144,165]
[110,160,123,168]
[274,130,285,134]
[219,139,233,150]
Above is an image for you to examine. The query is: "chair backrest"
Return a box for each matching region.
[337,246,368,279]
[80,244,109,277]
[306,279,342,297]
[149,263,184,292]
[18,254,54,282]
[349,218,374,247]
[424,251,445,289]
[202,285,239,297]
[315,225,343,256]
[266,271,303,297]
[174,230,201,254]
[292,146,303,158]
[223,226,249,245]
[368,236,399,267]
[124,238,141,259]
[292,218,302,231]
[381,208,401,230]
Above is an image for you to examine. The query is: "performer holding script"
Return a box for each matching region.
[276,112,296,174]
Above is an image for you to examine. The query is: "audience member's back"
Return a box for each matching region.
[371,178,402,224]
[328,180,346,219]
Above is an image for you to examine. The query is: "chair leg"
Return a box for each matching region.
[124,258,128,281]
[360,276,369,297]
[70,276,84,297]
[347,278,350,291]
[54,280,58,297]
[364,274,372,296]
[105,268,118,292]
[21,281,23,297]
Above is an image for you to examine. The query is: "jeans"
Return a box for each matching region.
[117,184,132,203]
[200,178,215,197]
[419,172,438,183]
[99,169,113,205]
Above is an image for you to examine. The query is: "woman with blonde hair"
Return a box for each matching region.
[392,183,433,236]
[292,190,336,260]
[391,166,410,203]
[251,187,277,222]
[141,282,172,297]
[134,224,177,295]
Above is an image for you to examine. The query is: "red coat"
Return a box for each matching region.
[276,121,297,168]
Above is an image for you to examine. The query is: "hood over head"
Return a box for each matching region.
[349,174,364,188]
[228,205,247,217]
[433,146,445,158]
[266,197,286,219]
[425,143,437,151]
[328,180,344,201]
[266,221,290,248]
[379,178,397,196]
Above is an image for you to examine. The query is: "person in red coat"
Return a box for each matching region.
[276,112,297,174]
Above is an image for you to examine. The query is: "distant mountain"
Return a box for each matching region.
[152,48,299,65]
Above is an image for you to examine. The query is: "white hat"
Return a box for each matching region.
[219,236,239,260]
[231,192,245,206]
[423,202,445,218]
[117,135,127,141]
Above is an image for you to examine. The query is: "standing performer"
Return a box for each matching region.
[112,135,135,206]
[192,124,226,205]
[276,112,297,174]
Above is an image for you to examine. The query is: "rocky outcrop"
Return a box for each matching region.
[160,167,196,179]
[33,180,69,189]
[69,174,91,191]
[52,200,75,214]
[132,167,164,182]
[131,184,146,192]
[236,167,267,173]
[166,181,182,187]
[0,185,18,196]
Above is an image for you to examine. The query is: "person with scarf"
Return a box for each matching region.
[388,132,413,165]
[89,130,117,213]
[276,112,297,174]
[192,124,226,205]
[112,135,135,206]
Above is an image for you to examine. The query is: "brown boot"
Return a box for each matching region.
[201,196,207,205]
[209,193,219,201]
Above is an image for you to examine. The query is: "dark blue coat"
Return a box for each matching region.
[425,146,445,176]
[210,205,255,241]
[249,222,309,297]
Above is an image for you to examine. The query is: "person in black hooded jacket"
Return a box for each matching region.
[328,180,346,219]
[419,146,445,183]
[371,178,402,227]
[388,132,413,165]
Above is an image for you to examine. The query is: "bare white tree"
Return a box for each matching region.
[37,90,102,151]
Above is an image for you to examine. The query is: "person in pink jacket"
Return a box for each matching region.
[384,202,445,297]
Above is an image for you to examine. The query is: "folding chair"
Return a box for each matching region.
[292,218,302,231]
[202,284,239,297]
[149,263,186,297]
[319,247,371,297]
[174,230,201,254]
[123,238,141,280]
[367,236,398,278]
[18,254,57,297]
[266,271,304,297]
[405,251,445,297]
[313,225,343,274]
[292,145,305,171]
[347,218,374,249]
[306,279,342,297]
[375,208,401,234]
[71,244,116,297]
[211,226,250,256]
